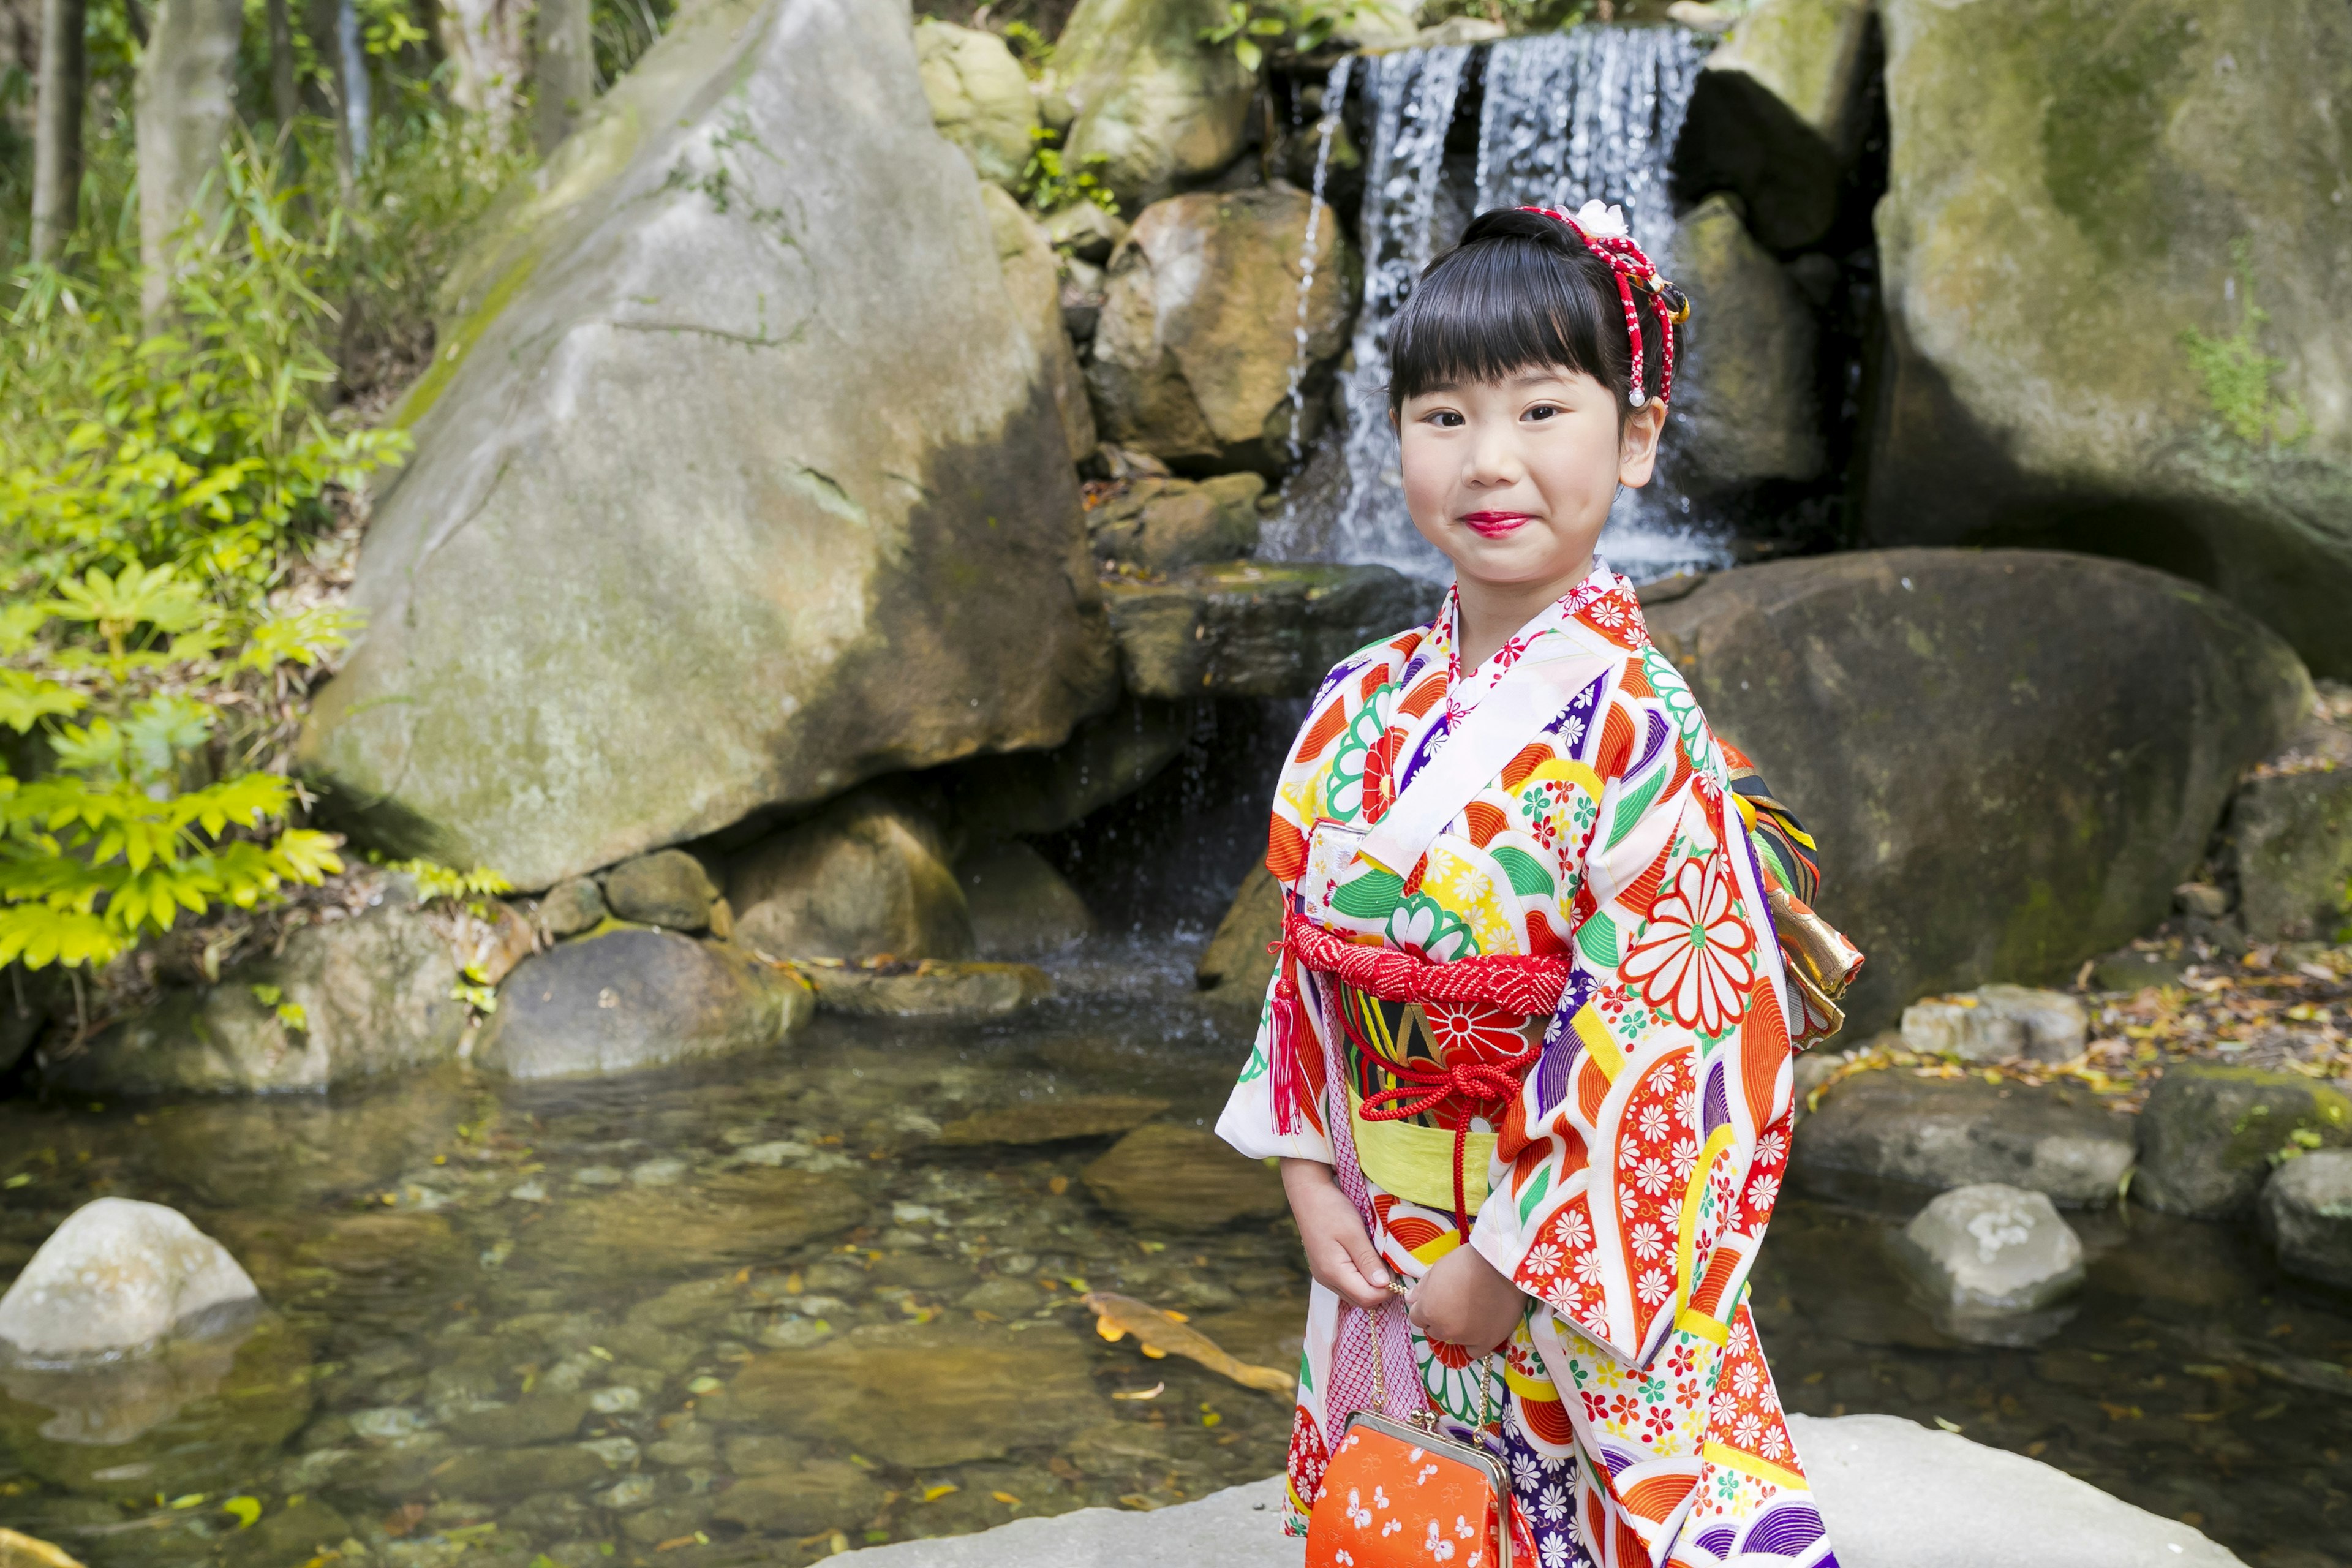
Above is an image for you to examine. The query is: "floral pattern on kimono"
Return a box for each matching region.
[1219,562,1839,1568]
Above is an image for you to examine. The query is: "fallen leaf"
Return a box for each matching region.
[221,1497,262,1529]
[1082,1291,1293,1394]
[921,1483,959,1502]
[1112,1382,1166,1401]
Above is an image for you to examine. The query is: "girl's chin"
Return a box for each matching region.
[1437,531,1597,582]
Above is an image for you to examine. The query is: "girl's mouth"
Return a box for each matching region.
[1458,511,1534,538]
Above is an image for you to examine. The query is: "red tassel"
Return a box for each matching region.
[1268,938,1302,1135]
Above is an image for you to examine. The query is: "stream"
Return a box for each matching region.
[1,941,2345,1566]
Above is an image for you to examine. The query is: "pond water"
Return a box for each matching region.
[1,945,2344,1568]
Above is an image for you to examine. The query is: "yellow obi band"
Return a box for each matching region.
[1346,1079,1499,1218]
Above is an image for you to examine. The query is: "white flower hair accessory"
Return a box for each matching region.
[1572,200,1630,239]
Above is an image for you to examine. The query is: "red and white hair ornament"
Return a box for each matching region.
[1519,200,1691,409]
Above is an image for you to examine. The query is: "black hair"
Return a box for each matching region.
[1385,208,1656,419]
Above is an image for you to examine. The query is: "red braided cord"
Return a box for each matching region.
[1517,206,1684,407]
[1281,908,1572,1016]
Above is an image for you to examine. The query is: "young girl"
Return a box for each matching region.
[1217,205,1857,1568]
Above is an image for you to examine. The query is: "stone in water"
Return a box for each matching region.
[0,1199,260,1362]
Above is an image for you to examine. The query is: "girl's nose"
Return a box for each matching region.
[1465,423,1520,487]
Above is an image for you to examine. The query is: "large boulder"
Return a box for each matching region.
[1106,561,1441,701]
[1867,0,2352,676]
[1643,550,2312,1031]
[1045,0,1255,211]
[50,880,467,1095]
[0,1199,258,1362]
[2133,1061,2352,1218]
[1667,194,1825,495]
[475,927,813,1079]
[914,19,1040,192]
[299,0,1116,891]
[2224,692,2352,941]
[1087,185,1358,475]
[1671,0,1877,252]
[1792,1068,2135,1208]
[730,790,973,960]
[981,184,1097,466]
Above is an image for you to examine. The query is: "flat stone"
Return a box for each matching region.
[2259,1148,2352,1289]
[1894,1183,2085,1345]
[532,1168,865,1275]
[217,1499,351,1568]
[836,1414,2248,1566]
[429,1443,619,1501]
[938,1095,1170,1146]
[601,849,718,931]
[537,878,608,940]
[1792,1069,2136,1207]
[1900,986,2087,1064]
[704,1322,1102,1468]
[0,1532,81,1568]
[1106,562,1442,702]
[2133,1062,2352,1216]
[0,1199,260,1362]
[808,962,1051,1018]
[711,1461,886,1534]
[1082,1124,1288,1229]
[475,927,813,1079]
[442,1392,591,1448]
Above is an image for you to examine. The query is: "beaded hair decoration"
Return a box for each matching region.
[1518,200,1692,409]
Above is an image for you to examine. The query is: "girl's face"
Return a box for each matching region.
[1396,365,1667,592]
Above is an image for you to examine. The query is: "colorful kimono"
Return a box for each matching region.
[1217,562,1856,1568]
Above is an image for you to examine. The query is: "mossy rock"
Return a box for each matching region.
[2135,1062,2352,1218]
[1868,0,2352,676]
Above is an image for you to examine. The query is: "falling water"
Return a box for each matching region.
[1286,56,1355,460]
[1271,28,1720,585]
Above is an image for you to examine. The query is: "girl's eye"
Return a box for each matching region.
[1526,404,1559,421]
[1425,410,1464,428]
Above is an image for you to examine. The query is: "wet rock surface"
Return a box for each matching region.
[1793,1068,2136,1207]
[957,842,1095,960]
[2133,1062,2352,1217]
[1894,1183,2086,1346]
[0,1199,258,1361]
[731,791,975,962]
[805,962,1052,1019]
[1107,562,1441,702]
[53,880,466,1094]
[477,928,813,1079]
[2258,1150,2352,1289]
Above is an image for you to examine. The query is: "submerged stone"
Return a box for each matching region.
[706,1322,1102,1468]
[0,1199,259,1362]
[442,1392,591,1448]
[476,928,812,1079]
[937,1094,1170,1146]
[712,1460,886,1534]
[807,962,1052,1019]
[530,1168,865,1275]
[1082,1125,1288,1229]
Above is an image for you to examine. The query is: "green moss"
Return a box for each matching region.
[2030,2,2195,262]
[2179,239,2309,448]
[392,245,545,432]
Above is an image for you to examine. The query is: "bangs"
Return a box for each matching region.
[1385,214,1630,415]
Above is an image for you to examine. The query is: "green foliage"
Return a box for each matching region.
[0,142,425,973]
[375,854,516,907]
[2180,239,2308,449]
[1022,128,1119,215]
[1001,21,1054,77]
[594,0,680,90]
[1199,0,1409,70]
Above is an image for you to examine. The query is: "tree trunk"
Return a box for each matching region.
[436,0,530,135]
[134,0,246,328]
[265,0,296,130]
[334,0,368,168]
[533,0,590,155]
[29,0,85,265]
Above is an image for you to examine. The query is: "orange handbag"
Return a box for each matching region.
[1306,1299,1512,1568]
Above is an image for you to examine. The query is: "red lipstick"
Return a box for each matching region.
[1458,511,1534,538]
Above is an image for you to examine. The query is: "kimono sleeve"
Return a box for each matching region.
[1469,676,1793,1370]
[1214,964,1336,1163]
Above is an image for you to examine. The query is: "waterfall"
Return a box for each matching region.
[1269,28,1719,586]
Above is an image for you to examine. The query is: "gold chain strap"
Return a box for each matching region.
[1368,1286,1498,1444]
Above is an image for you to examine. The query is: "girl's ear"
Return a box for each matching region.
[1616,401,1669,488]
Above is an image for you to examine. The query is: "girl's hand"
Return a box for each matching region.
[1281,1158,1395,1311]
[1407,1244,1524,1351]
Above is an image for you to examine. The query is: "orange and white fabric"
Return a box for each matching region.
[1219,562,1841,1568]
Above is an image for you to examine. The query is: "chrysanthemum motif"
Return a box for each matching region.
[1622,857,1754,1035]
[1755,1128,1789,1165]
[1636,1267,1673,1305]
[1635,1102,1672,1143]
[1732,1361,1762,1400]
[1631,1155,1673,1197]
[1627,1221,1667,1261]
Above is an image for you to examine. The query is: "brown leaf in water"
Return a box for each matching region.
[380,1504,428,1539]
[1081,1291,1294,1395]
